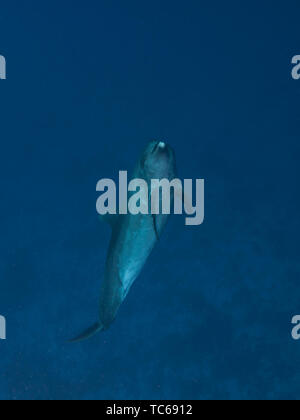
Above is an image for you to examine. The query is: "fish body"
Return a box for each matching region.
[71,141,177,341]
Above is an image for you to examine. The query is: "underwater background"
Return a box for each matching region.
[1,0,300,400]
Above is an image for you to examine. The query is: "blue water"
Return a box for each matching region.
[1,0,300,400]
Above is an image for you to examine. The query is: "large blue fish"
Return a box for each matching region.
[70,141,177,342]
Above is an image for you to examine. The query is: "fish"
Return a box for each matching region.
[70,140,177,342]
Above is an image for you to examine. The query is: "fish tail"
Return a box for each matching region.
[69,322,103,343]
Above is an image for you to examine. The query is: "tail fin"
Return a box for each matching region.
[69,322,103,343]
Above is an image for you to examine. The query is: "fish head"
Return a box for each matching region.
[140,140,177,180]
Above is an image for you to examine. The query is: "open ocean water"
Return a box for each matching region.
[0,0,300,400]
